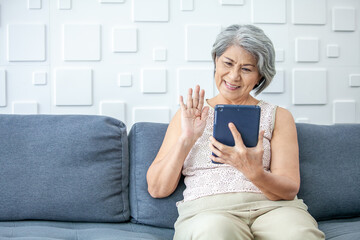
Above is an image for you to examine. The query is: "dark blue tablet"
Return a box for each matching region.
[212,104,261,163]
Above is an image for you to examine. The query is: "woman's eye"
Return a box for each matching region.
[224,62,232,66]
[242,68,251,72]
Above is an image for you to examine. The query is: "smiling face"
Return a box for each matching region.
[214,45,262,105]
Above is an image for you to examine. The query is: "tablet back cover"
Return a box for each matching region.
[213,105,260,148]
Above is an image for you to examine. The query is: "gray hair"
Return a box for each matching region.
[211,24,276,95]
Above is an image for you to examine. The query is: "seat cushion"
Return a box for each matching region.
[297,123,360,221]
[318,217,360,240]
[128,122,185,229]
[0,221,174,240]
[0,115,129,222]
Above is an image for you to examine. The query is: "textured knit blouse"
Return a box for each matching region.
[180,100,277,203]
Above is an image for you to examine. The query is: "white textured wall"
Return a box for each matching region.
[0,0,359,129]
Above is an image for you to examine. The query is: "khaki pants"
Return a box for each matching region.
[174,193,325,240]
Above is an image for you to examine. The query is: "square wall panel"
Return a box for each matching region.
[186,24,221,61]
[33,71,47,85]
[177,68,214,103]
[112,27,137,52]
[181,0,194,11]
[133,107,170,123]
[0,70,6,107]
[293,69,327,105]
[327,44,339,58]
[8,24,46,62]
[263,69,284,93]
[99,101,126,122]
[332,7,356,32]
[55,68,93,106]
[295,38,319,62]
[220,0,244,5]
[292,0,326,24]
[63,24,101,61]
[58,0,71,9]
[252,0,286,24]
[12,102,38,114]
[133,0,169,22]
[28,0,42,9]
[275,49,285,62]
[333,100,356,124]
[349,74,360,87]
[141,69,167,93]
[118,73,132,87]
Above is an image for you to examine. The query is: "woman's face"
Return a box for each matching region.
[214,45,262,103]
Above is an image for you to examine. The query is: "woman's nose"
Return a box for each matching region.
[228,69,241,81]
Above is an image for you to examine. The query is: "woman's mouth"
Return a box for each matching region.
[224,81,240,90]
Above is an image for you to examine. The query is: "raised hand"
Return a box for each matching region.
[179,85,209,143]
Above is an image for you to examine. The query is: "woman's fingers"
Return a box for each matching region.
[192,85,200,109]
[187,88,193,109]
[198,89,205,111]
[179,95,186,111]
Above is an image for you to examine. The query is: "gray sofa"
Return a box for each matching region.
[0,114,359,240]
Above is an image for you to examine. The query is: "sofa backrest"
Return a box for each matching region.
[297,123,360,221]
[0,114,130,222]
[128,122,185,229]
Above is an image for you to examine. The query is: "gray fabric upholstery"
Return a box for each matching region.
[0,221,173,240]
[128,122,185,229]
[318,217,360,240]
[0,114,130,222]
[297,123,360,221]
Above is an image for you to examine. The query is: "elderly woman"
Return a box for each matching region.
[147,24,325,240]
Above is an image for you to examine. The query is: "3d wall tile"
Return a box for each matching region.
[153,47,167,61]
[118,73,132,87]
[99,0,125,3]
[32,71,47,85]
[58,0,71,9]
[133,107,170,123]
[275,49,285,62]
[349,74,360,87]
[327,44,340,58]
[112,27,137,52]
[181,0,194,11]
[186,24,221,61]
[292,0,326,24]
[332,7,356,31]
[177,68,214,103]
[293,69,327,105]
[333,100,356,123]
[28,0,41,9]
[12,102,38,114]
[295,118,310,123]
[220,0,244,5]
[263,69,284,93]
[55,68,93,106]
[0,70,6,107]
[141,69,167,93]
[252,0,286,24]
[8,24,46,62]
[63,24,101,61]
[100,101,126,121]
[295,38,319,62]
[133,0,169,22]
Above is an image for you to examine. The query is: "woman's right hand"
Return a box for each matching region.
[179,85,209,143]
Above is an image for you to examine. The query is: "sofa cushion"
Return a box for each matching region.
[318,217,360,240]
[0,114,129,222]
[297,123,360,221]
[129,122,185,229]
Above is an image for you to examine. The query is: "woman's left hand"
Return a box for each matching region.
[209,122,265,181]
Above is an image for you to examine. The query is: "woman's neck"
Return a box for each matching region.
[207,95,259,108]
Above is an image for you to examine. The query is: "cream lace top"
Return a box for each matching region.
[180,100,277,203]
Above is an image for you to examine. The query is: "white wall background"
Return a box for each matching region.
[0,0,359,129]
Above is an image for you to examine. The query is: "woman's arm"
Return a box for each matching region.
[147,86,209,198]
[209,107,300,201]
